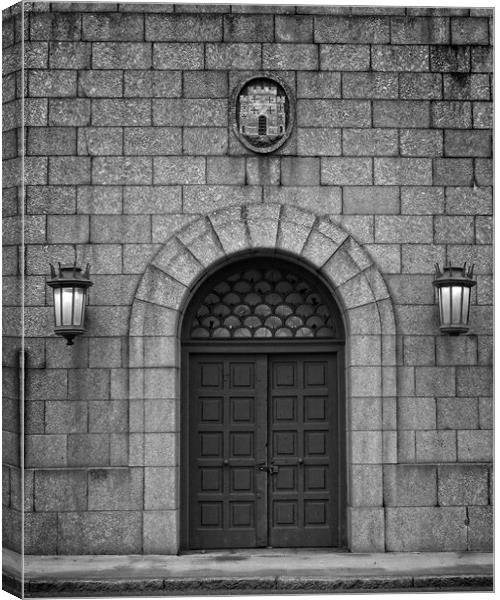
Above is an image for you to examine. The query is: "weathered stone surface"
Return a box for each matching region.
[399,72,442,99]
[457,430,492,462]
[263,43,318,70]
[297,72,340,98]
[93,42,152,69]
[443,74,490,101]
[49,98,91,126]
[183,185,260,214]
[351,431,382,464]
[24,512,58,555]
[183,127,227,155]
[468,506,493,551]
[456,365,492,396]
[29,69,76,97]
[67,434,110,467]
[83,13,144,41]
[89,396,127,430]
[315,16,389,43]
[79,71,123,97]
[146,14,222,41]
[88,468,143,510]
[143,510,178,553]
[276,15,313,42]
[350,396,382,431]
[391,16,449,44]
[320,44,370,71]
[144,399,177,432]
[49,41,91,69]
[383,465,437,506]
[205,43,261,69]
[471,46,493,73]
[153,238,203,286]
[123,186,181,214]
[432,101,472,128]
[298,99,371,127]
[246,157,281,184]
[176,217,225,268]
[351,464,383,506]
[34,470,87,512]
[372,45,429,71]
[451,17,489,45]
[78,127,123,156]
[430,46,470,72]
[343,72,397,99]
[30,13,82,40]
[92,157,152,185]
[265,186,341,214]
[322,157,372,186]
[400,129,443,156]
[478,396,493,429]
[25,435,67,468]
[224,14,273,42]
[144,433,178,466]
[45,401,88,434]
[386,507,467,551]
[124,70,181,98]
[153,99,227,126]
[438,465,488,506]
[58,511,142,554]
[144,467,177,510]
[349,507,385,552]
[374,158,432,185]
[136,266,187,310]
[416,431,457,462]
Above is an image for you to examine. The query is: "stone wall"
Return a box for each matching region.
[2,1,493,555]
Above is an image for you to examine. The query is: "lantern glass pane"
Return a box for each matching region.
[53,288,62,327]
[440,286,451,325]
[62,287,74,326]
[451,286,463,324]
[462,287,470,324]
[73,287,85,326]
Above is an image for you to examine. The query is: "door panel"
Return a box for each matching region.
[268,355,338,547]
[189,355,267,549]
[188,352,339,549]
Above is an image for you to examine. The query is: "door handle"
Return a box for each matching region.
[256,463,279,474]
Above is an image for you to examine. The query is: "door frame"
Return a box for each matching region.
[180,340,346,550]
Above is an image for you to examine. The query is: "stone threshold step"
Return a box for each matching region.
[4,573,493,598]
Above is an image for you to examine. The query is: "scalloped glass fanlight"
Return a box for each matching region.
[189,262,340,340]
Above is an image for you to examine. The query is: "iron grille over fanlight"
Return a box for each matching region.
[433,262,476,335]
[47,263,93,345]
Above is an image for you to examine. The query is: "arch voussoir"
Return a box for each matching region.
[245,204,281,248]
[176,217,225,268]
[136,265,188,311]
[152,237,205,288]
[208,206,249,255]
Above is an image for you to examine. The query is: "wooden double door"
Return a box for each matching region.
[185,351,343,549]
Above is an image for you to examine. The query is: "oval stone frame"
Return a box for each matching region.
[231,73,295,154]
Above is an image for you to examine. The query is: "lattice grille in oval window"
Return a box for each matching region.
[189,262,340,340]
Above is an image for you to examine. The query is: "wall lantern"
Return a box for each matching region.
[47,263,93,345]
[433,263,476,335]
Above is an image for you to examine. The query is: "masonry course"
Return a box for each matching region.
[2,2,493,561]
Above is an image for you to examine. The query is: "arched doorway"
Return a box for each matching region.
[180,255,346,550]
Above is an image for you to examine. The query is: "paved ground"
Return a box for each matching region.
[3,548,494,597]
